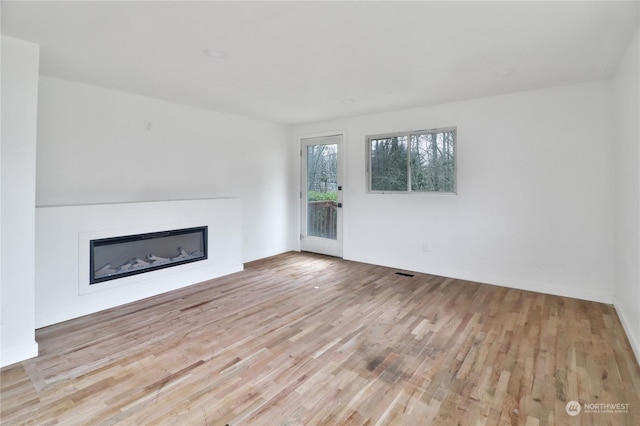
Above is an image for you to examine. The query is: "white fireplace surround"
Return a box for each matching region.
[35,198,242,328]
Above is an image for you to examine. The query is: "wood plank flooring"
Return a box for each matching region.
[2,252,639,425]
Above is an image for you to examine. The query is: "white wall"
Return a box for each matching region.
[36,77,293,263]
[294,81,615,303]
[613,28,640,361]
[1,36,40,367]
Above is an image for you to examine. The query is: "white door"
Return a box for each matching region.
[300,134,343,257]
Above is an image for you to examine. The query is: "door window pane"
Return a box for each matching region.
[307,143,337,239]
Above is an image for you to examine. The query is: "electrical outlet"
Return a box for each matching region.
[422,242,429,253]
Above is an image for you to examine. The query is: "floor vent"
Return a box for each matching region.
[395,272,415,277]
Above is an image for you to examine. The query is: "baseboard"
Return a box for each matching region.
[613,300,640,366]
[1,341,38,368]
[344,254,614,304]
[485,276,614,305]
[243,246,292,264]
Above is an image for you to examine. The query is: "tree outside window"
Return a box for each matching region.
[367,128,456,193]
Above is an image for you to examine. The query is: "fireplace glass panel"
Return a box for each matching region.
[90,226,207,284]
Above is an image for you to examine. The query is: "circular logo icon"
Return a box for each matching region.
[566,400,581,416]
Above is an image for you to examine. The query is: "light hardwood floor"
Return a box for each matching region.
[2,252,639,425]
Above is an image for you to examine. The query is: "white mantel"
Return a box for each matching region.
[35,198,242,328]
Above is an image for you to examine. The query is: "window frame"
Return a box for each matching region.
[366,127,457,194]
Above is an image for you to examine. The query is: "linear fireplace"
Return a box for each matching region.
[90,226,208,284]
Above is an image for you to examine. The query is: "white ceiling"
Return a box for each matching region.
[2,1,638,125]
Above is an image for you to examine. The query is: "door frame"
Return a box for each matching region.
[298,131,345,258]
